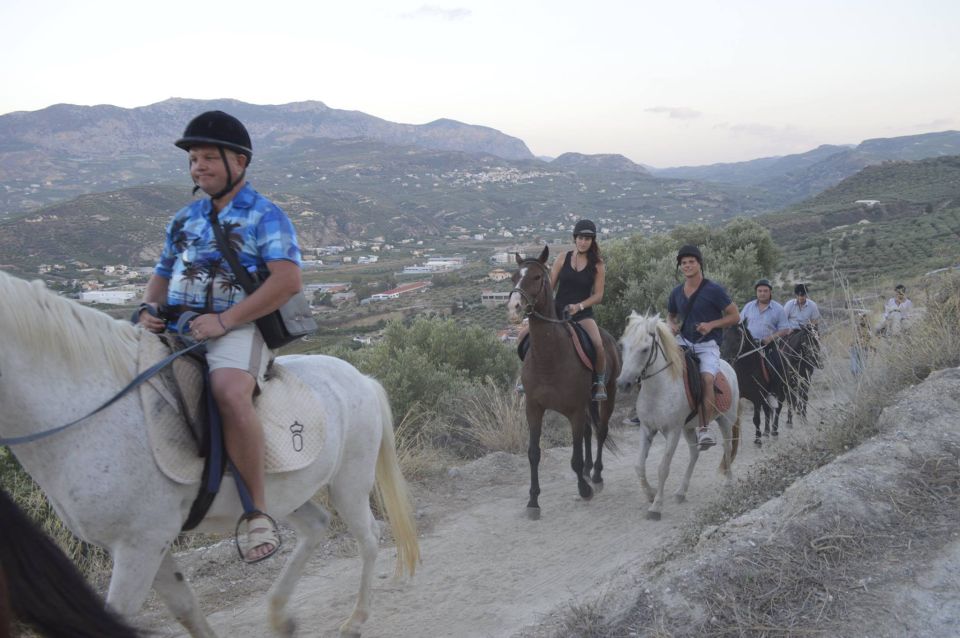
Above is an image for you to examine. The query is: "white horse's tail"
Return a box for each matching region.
[370,378,421,578]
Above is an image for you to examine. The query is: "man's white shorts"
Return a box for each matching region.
[205,323,272,384]
[676,336,721,376]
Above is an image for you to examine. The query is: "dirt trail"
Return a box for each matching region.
[147,400,801,638]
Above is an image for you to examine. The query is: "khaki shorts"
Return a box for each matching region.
[205,323,273,385]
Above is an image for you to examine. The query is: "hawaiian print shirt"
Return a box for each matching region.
[155,183,301,316]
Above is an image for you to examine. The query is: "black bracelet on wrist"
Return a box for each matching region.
[131,302,155,324]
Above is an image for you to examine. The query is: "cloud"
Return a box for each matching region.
[644,106,702,120]
[400,5,472,20]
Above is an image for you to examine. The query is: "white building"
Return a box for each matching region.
[79,290,137,305]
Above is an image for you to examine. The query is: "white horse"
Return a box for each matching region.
[616,312,740,520]
[0,271,419,638]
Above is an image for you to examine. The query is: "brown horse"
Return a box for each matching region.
[506,246,621,519]
[0,489,141,638]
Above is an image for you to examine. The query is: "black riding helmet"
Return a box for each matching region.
[676,244,703,266]
[573,219,597,237]
[175,111,253,199]
[754,278,773,290]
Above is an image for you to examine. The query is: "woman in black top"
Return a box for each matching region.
[549,219,608,400]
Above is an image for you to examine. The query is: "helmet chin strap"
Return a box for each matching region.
[191,146,246,200]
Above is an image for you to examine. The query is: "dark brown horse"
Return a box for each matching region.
[506,246,621,519]
[721,323,786,445]
[0,489,141,638]
[780,324,822,426]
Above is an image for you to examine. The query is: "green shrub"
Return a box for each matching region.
[344,317,519,420]
[598,218,779,334]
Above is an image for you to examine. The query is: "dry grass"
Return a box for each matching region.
[2,461,112,581]
[426,378,573,459]
[684,446,960,637]
[455,378,530,454]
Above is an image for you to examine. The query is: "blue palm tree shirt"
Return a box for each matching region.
[155,184,302,314]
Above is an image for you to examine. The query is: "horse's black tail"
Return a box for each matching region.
[587,400,620,454]
[0,489,142,638]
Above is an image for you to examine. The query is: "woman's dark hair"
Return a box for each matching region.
[577,235,603,273]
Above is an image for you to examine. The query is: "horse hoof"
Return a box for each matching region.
[526,507,541,520]
[754,438,762,446]
[579,483,594,500]
[772,431,779,437]
[591,475,604,485]
[592,481,604,494]
[675,494,686,504]
[270,614,296,637]
[763,431,770,437]
[646,510,662,521]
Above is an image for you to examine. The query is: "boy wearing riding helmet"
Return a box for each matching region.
[549,219,609,400]
[667,245,740,449]
[136,111,302,563]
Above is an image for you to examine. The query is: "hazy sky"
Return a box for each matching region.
[2,0,958,166]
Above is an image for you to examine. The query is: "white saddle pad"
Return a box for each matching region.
[137,332,325,485]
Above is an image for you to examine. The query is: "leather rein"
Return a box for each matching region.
[511,259,569,324]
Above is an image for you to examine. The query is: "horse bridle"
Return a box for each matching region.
[730,323,766,361]
[630,328,673,388]
[511,259,569,324]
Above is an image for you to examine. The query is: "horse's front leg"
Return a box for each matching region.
[635,425,657,503]
[109,540,197,632]
[648,426,683,520]
[753,400,763,445]
[582,416,594,480]
[674,426,700,504]
[772,398,783,436]
[152,551,218,638]
[591,403,610,485]
[526,403,546,519]
[570,411,593,500]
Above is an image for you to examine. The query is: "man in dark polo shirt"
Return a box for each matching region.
[666,245,741,449]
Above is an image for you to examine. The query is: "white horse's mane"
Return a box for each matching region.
[0,272,138,380]
[622,311,684,380]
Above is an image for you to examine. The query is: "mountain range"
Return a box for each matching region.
[1,98,959,274]
[653,130,960,203]
[0,98,533,215]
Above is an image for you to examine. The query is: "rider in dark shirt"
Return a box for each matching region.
[550,219,609,400]
[666,245,740,449]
